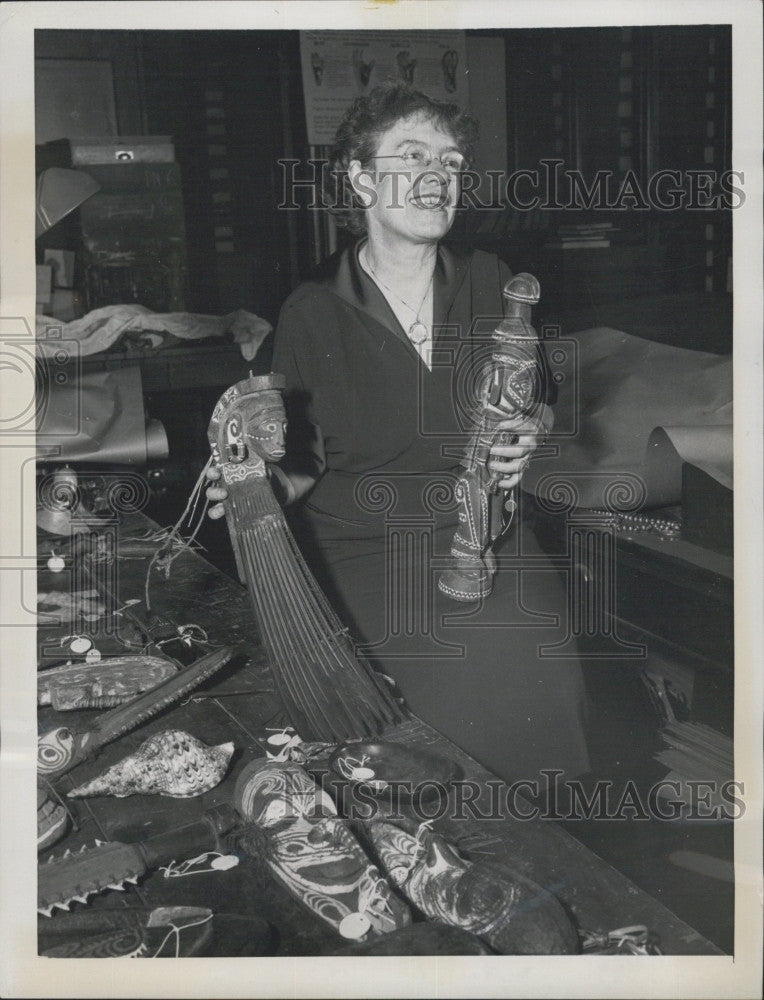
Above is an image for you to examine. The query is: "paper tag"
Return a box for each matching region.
[70,637,92,654]
[267,733,292,746]
[85,648,101,663]
[338,912,371,940]
[352,766,376,781]
[210,854,239,871]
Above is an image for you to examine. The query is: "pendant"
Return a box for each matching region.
[408,321,428,345]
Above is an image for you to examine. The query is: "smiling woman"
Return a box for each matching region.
[325,87,479,369]
[350,119,464,244]
[207,82,590,785]
[325,84,478,233]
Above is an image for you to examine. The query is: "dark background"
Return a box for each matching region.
[36,26,732,324]
[34,27,736,954]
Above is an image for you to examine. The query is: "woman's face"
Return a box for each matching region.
[352,113,465,248]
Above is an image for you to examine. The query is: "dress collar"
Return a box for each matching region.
[316,238,472,351]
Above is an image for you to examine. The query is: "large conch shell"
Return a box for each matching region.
[369,821,579,954]
[67,730,234,799]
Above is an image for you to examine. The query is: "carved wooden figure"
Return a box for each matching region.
[438,274,545,601]
[207,373,401,742]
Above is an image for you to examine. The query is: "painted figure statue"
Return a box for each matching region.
[438,273,546,602]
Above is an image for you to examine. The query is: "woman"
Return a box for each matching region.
[209,84,590,785]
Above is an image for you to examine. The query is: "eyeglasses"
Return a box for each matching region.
[370,142,469,177]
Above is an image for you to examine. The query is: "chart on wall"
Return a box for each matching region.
[299,30,469,145]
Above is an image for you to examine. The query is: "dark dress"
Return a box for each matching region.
[272,240,590,784]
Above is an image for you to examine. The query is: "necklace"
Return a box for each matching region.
[592,509,681,540]
[360,246,433,346]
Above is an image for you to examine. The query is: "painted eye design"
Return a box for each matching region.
[38,727,73,770]
[307,825,331,846]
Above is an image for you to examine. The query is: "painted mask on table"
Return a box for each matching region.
[369,821,579,955]
[234,759,410,940]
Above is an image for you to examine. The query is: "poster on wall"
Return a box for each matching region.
[35,58,117,144]
[299,30,469,145]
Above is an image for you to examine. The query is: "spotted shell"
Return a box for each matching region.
[67,730,234,799]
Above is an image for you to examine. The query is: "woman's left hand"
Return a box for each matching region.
[487,413,549,490]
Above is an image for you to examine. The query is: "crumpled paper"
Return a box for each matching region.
[36,304,272,362]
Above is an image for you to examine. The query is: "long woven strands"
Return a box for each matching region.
[231,480,400,742]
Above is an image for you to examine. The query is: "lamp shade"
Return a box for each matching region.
[35,167,100,238]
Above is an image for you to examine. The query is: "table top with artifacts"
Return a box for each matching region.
[35,493,723,959]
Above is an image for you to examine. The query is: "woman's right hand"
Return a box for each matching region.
[205,465,228,520]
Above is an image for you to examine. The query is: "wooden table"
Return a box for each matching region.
[37,510,723,956]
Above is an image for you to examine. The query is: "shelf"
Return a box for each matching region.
[71,340,262,392]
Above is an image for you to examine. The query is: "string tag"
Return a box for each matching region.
[148,909,214,958]
[47,551,65,573]
[338,912,371,940]
[265,726,303,761]
[357,866,394,931]
[159,852,237,878]
[335,753,387,791]
[210,854,239,871]
[156,624,211,651]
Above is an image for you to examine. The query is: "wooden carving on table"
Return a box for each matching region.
[38,654,178,711]
[207,373,401,742]
[37,646,233,781]
[38,805,237,916]
[233,759,411,940]
[38,906,216,958]
[369,820,579,954]
[439,273,545,602]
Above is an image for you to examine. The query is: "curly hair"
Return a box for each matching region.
[324,82,479,235]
